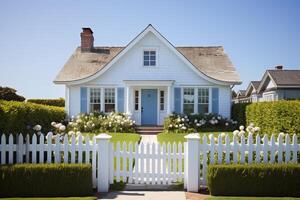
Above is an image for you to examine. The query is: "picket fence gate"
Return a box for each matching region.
[0,132,299,192]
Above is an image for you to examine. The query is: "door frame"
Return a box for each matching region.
[140,88,159,126]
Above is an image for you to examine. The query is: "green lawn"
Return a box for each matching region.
[0,198,97,200]
[205,197,300,200]
[157,131,233,144]
[82,132,141,146]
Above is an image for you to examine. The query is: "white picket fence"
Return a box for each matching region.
[0,132,299,193]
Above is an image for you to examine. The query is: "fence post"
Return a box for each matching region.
[95,133,112,193]
[184,133,200,192]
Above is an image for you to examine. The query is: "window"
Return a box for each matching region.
[90,88,101,113]
[104,88,115,112]
[183,88,194,114]
[143,50,156,66]
[160,90,165,110]
[198,88,209,113]
[134,90,139,111]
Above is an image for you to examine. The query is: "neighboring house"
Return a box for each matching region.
[233,66,300,103]
[245,81,261,102]
[54,25,241,125]
[257,66,300,101]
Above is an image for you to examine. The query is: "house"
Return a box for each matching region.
[233,66,300,103]
[256,66,300,101]
[244,81,261,102]
[54,25,241,125]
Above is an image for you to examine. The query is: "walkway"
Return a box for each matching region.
[139,134,158,144]
[99,191,186,200]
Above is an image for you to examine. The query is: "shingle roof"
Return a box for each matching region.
[54,46,241,84]
[251,81,261,90]
[267,70,300,86]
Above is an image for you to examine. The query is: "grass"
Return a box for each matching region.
[0,198,97,200]
[205,197,300,200]
[157,131,233,144]
[82,132,141,146]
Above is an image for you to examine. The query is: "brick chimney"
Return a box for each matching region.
[81,28,94,52]
[275,65,283,70]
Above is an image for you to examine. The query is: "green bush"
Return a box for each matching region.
[0,86,25,102]
[0,163,92,197]
[0,100,66,135]
[231,103,250,126]
[27,98,65,107]
[246,100,300,137]
[207,164,300,197]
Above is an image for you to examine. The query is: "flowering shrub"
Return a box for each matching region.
[164,113,237,133]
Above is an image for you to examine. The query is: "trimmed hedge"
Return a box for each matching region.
[231,103,250,126]
[27,98,65,107]
[246,100,300,137]
[0,100,66,134]
[207,164,300,197]
[0,164,92,197]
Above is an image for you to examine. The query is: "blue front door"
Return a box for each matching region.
[141,89,157,125]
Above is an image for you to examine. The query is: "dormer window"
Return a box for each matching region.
[143,50,156,66]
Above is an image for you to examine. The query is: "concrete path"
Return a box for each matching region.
[139,134,158,144]
[99,191,186,200]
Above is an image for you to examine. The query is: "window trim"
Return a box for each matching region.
[104,88,116,113]
[181,86,212,114]
[87,87,117,113]
[159,90,165,111]
[89,88,101,113]
[141,47,159,67]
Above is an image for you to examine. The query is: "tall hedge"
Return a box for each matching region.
[231,103,250,126]
[207,164,300,197]
[246,100,300,137]
[0,164,92,197]
[27,98,65,107]
[0,100,65,135]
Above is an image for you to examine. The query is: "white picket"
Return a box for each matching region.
[17,134,24,163]
[63,135,68,163]
[270,135,276,163]
[167,143,172,184]
[109,142,114,184]
[240,134,245,164]
[151,143,156,184]
[157,143,161,184]
[85,135,90,163]
[255,135,261,163]
[285,134,291,163]
[146,142,150,184]
[46,132,52,163]
[248,133,253,163]
[263,135,268,163]
[116,142,121,182]
[31,134,37,164]
[140,143,145,184]
[225,135,230,164]
[134,142,139,184]
[92,136,97,188]
[39,134,44,163]
[162,143,166,185]
[278,134,283,163]
[7,134,13,164]
[233,135,238,163]
[172,142,177,182]
[78,134,83,163]
[210,135,215,164]
[217,135,222,164]
[202,135,208,186]
[178,142,183,182]
[1,134,6,164]
[25,134,30,163]
[128,142,133,184]
[122,142,127,182]
[292,134,298,162]
[71,135,76,163]
[54,135,60,163]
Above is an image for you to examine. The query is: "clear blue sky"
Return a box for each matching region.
[0,0,299,98]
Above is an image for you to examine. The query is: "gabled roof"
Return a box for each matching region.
[245,81,261,96]
[236,90,246,98]
[54,24,241,85]
[257,69,300,93]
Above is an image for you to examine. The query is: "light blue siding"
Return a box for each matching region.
[117,87,125,112]
[212,88,219,114]
[80,87,88,113]
[174,87,181,114]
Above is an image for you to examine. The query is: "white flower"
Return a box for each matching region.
[196,123,201,127]
[59,125,66,132]
[225,122,229,126]
[181,126,187,130]
[181,118,185,122]
[233,130,239,136]
[175,125,178,128]
[51,122,56,126]
[239,125,245,131]
[68,131,75,136]
[238,130,245,137]
[254,127,260,132]
[169,124,173,128]
[214,119,218,124]
[221,132,226,138]
[194,119,198,123]
[217,116,221,120]
[249,122,254,127]
[177,118,181,122]
[33,124,42,131]
[184,115,188,119]
[133,121,136,124]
